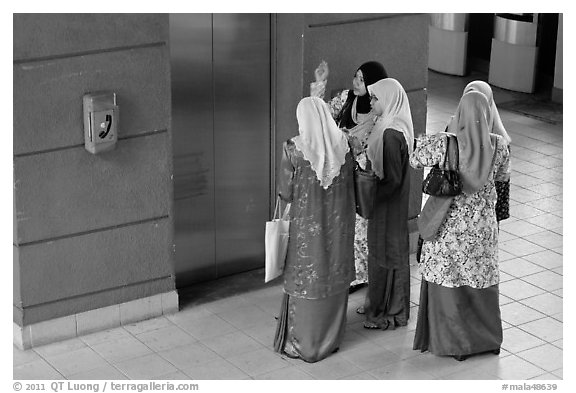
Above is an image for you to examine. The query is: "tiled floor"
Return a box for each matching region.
[14,70,563,380]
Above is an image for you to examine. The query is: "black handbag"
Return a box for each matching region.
[422,134,462,197]
[354,160,378,219]
[495,179,510,221]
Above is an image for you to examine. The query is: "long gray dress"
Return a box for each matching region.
[363,128,411,329]
[273,139,356,362]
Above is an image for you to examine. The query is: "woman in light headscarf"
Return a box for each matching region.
[312,60,389,292]
[274,96,356,363]
[462,80,511,144]
[357,78,414,330]
[410,91,511,361]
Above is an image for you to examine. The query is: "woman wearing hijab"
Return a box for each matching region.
[358,78,414,330]
[410,91,511,361]
[273,96,356,363]
[311,60,388,292]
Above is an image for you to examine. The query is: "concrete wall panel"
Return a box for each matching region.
[18,218,172,308]
[14,46,170,155]
[14,277,174,326]
[303,14,429,96]
[13,14,168,61]
[14,133,170,244]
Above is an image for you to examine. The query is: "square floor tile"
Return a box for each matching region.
[519,293,563,317]
[227,348,291,377]
[403,352,477,378]
[498,230,518,242]
[368,361,437,380]
[510,189,546,204]
[67,364,128,380]
[90,335,153,363]
[500,302,546,326]
[203,295,252,315]
[500,220,546,237]
[529,183,563,198]
[123,315,174,335]
[500,293,515,306]
[502,327,546,353]
[182,358,250,380]
[80,327,132,346]
[499,258,546,278]
[525,213,563,231]
[476,354,548,380]
[13,358,64,380]
[500,238,546,257]
[531,373,561,380]
[499,271,516,283]
[292,353,364,379]
[201,330,265,358]
[499,279,546,301]
[340,344,402,371]
[254,366,315,380]
[499,250,516,262]
[530,144,563,157]
[114,353,179,379]
[158,342,221,370]
[510,204,546,219]
[33,337,87,358]
[527,198,563,213]
[135,325,197,352]
[151,371,191,380]
[216,304,276,330]
[511,174,545,188]
[523,250,563,269]
[512,159,546,175]
[442,366,500,380]
[522,271,563,291]
[173,313,238,340]
[44,347,109,377]
[517,344,563,372]
[242,319,278,347]
[13,346,42,367]
[518,317,563,343]
[524,230,563,249]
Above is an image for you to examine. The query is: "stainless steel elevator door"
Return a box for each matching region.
[170,14,271,287]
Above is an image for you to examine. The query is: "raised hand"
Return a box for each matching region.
[314,60,329,82]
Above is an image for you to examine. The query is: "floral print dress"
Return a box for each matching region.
[326,89,375,287]
[311,82,375,286]
[410,134,511,289]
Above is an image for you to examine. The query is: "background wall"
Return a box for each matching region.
[553,14,563,102]
[13,14,175,326]
[275,13,429,233]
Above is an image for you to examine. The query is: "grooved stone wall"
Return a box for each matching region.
[13,14,175,326]
[275,14,428,229]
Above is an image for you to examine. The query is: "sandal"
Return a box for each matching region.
[356,306,365,315]
[453,354,470,361]
[363,320,389,330]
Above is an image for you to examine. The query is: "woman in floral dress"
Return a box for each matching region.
[274,97,356,363]
[311,60,388,291]
[410,91,511,361]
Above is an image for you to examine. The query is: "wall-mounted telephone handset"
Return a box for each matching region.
[83,92,118,154]
[99,114,113,139]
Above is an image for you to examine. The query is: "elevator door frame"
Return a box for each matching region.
[170,14,276,288]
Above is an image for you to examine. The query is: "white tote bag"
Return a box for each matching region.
[264,197,291,283]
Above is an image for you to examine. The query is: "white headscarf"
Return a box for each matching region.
[292,96,350,189]
[463,80,511,144]
[365,78,414,179]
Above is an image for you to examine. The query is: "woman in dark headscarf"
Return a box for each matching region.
[311,60,388,292]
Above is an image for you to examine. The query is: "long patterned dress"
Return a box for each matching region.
[410,133,511,357]
[273,140,356,362]
[324,88,375,286]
